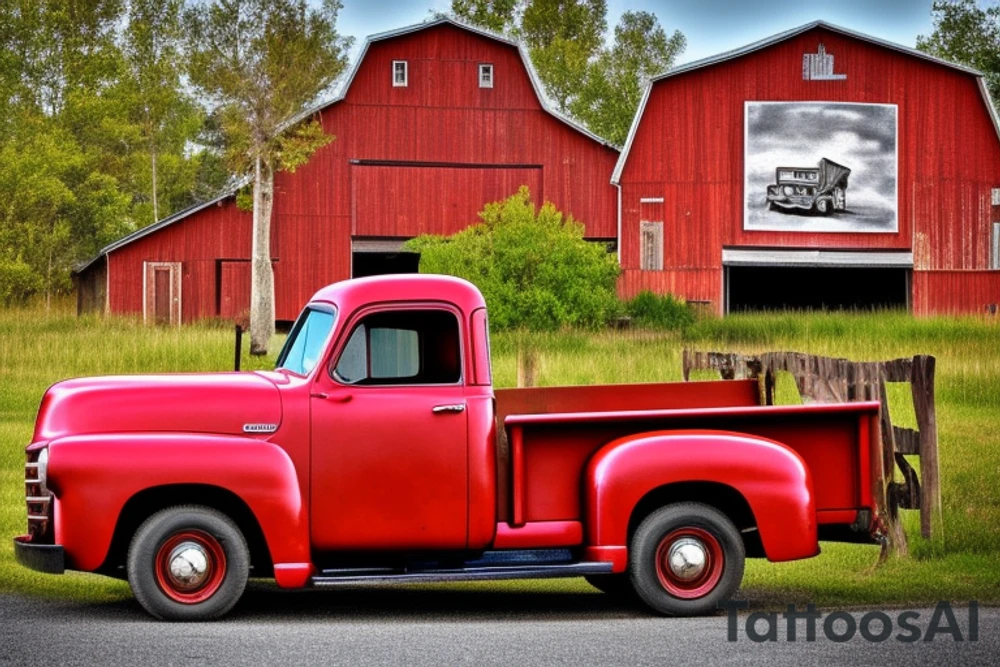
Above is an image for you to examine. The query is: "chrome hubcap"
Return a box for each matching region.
[166,541,210,590]
[667,537,708,581]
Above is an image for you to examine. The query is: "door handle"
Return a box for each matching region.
[311,391,353,403]
[432,403,466,414]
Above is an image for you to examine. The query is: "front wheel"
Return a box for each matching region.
[128,505,249,621]
[629,503,745,616]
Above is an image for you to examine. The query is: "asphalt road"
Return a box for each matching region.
[1,583,995,666]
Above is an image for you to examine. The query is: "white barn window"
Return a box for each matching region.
[479,63,494,88]
[392,60,408,87]
[992,188,1000,206]
[640,221,664,271]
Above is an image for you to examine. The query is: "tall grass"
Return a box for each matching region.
[1,301,998,604]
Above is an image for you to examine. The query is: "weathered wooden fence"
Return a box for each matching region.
[682,350,941,555]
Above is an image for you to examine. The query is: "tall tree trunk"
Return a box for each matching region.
[249,156,275,355]
[46,249,53,312]
[150,144,159,222]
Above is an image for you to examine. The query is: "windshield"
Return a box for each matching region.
[275,305,336,376]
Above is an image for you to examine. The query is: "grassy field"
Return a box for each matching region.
[1,301,998,608]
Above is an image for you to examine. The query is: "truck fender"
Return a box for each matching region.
[46,433,309,584]
[584,430,818,564]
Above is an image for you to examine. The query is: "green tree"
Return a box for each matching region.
[521,0,606,113]
[406,187,620,330]
[186,0,351,353]
[0,118,129,307]
[0,0,134,306]
[450,0,521,34]
[122,0,204,224]
[917,0,1000,105]
[571,11,685,146]
[451,2,684,144]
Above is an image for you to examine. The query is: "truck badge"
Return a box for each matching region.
[243,423,278,434]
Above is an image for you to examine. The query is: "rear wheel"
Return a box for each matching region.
[128,505,249,621]
[629,503,744,616]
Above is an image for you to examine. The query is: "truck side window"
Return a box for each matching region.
[332,309,461,385]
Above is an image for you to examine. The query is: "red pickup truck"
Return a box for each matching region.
[16,275,882,620]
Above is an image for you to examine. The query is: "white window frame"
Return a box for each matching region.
[478,63,494,88]
[992,222,1000,270]
[640,221,664,271]
[392,60,408,87]
[992,188,1000,206]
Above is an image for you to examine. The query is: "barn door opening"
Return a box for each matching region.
[726,265,910,313]
[351,239,420,278]
[352,252,420,278]
[144,262,182,325]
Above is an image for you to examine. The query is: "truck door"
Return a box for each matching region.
[309,306,469,551]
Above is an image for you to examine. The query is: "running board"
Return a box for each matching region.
[311,561,613,586]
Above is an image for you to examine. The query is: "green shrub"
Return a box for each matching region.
[624,290,695,330]
[406,187,620,331]
[0,259,41,306]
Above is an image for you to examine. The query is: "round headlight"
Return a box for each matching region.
[783,185,795,196]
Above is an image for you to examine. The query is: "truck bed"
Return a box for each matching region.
[495,380,877,541]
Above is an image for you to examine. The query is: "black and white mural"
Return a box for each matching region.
[744,102,898,233]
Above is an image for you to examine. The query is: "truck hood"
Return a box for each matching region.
[32,373,282,442]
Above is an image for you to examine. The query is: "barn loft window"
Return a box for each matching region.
[992,223,1000,270]
[479,63,494,88]
[992,188,1000,206]
[640,221,664,271]
[392,60,408,87]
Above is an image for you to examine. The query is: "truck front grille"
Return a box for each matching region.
[24,452,53,543]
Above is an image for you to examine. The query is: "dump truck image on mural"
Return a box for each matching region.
[766,158,851,215]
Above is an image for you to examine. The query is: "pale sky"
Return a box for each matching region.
[334,0,942,65]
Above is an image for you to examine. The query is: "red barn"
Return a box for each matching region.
[77,17,619,324]
[613,21,1000,315]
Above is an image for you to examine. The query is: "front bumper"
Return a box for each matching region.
[13,536,64,574]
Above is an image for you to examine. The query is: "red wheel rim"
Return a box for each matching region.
[654,527,724,599]
[154,530,227,604]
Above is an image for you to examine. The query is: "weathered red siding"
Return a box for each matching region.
[351,164,542,237]
[108,200,252,322]
[913,271,1000,315]
[617,25,1000,314]
[104,21,619,322]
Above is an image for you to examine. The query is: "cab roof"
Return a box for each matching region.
[308,274,487,316]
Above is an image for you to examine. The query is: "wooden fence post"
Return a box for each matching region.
[517,347,537,388]
[911,355,942,540]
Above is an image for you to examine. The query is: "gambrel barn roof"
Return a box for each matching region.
[611,20,1000,185]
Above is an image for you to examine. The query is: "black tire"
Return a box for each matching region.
[816,198,829,214]
[585,574,635,600]
[127,505,249,621]
[629,502,744,616]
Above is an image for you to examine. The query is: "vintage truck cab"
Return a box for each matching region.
[16,275,882,620]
